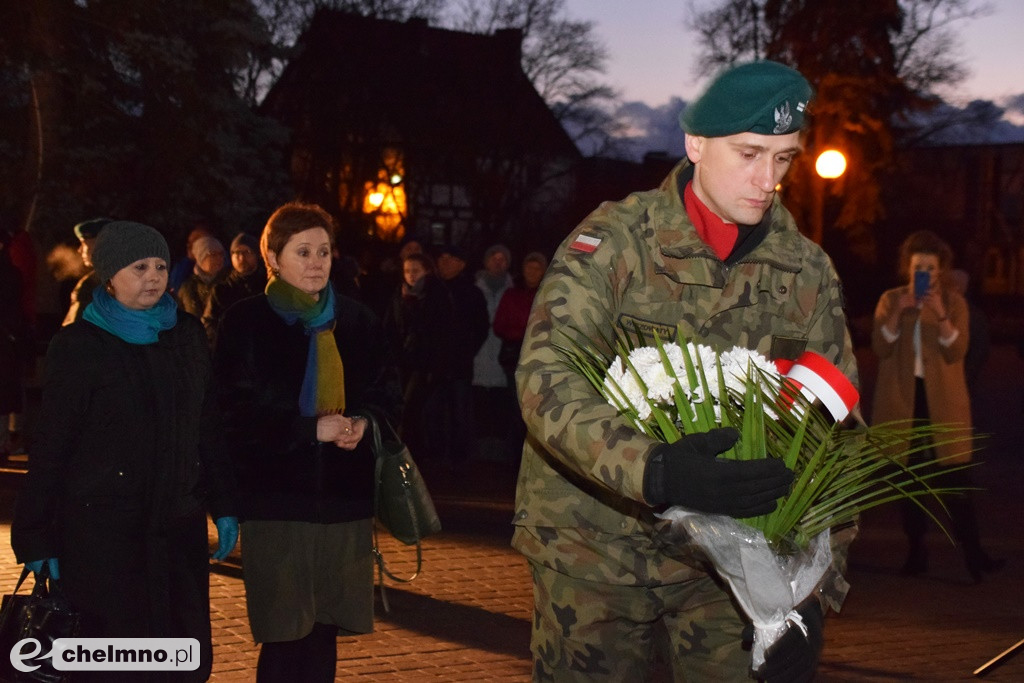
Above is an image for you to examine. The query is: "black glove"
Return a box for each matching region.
[756,598,824,682]
[642,427,793,517]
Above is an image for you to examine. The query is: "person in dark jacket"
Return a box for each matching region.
[0,227,28,457]
[494,251,548,384]
[493,251,548,457]
[382,252,456,460]
[11,221,239,682]
[213,202,401,683]
[202,231,266,347]
[435,244,489,465]
[62,216,112,326]
[177,234,227,318]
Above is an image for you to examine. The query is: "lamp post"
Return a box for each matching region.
[810,149,847,244]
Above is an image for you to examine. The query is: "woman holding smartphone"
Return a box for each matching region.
[870,229,1001,583]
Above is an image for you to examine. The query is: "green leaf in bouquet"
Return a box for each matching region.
[674,333,719,434]
[556,326,978,553]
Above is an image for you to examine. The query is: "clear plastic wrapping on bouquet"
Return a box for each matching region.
[658,507,832,671]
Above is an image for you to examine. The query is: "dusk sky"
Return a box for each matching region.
[564,0,1024,118]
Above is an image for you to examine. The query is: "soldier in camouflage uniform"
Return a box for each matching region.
[512,61,859,682]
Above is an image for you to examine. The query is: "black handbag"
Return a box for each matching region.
[362,413,441,611]
[0,565,80,683]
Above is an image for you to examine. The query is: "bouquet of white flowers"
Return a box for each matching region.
[559,330,972,670]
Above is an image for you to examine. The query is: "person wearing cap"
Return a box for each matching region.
[203,231,266,347]
[177,234,228,318]
[11,220,239,681]
[62,217,113,326]
[512,61,858,681]
[434,244,489,466]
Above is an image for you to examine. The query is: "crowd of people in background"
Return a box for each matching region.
[0,204,552,682]
[2,208,550,475]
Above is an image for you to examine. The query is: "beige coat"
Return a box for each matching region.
[870,285,973,463]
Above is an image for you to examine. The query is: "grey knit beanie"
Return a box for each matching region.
[92,221,170,283]
[191,235,225,265]
[230,232,259,254]
[484,243,511,265]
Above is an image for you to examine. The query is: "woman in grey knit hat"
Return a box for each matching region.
[11,220,239,682]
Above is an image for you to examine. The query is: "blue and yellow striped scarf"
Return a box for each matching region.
[265,277,345,416]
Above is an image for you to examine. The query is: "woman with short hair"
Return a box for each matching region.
[213,201,401,682]
[871,229,1002,583]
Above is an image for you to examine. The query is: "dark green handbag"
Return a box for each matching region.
[362,413,441,611]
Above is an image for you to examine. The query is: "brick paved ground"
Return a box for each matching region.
[1,345,1022,681]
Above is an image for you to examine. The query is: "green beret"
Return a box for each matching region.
[680,61,812,137]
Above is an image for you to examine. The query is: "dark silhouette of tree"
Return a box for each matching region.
[0,0,289,250]
[452,0,620,154]
[244,0,447,106]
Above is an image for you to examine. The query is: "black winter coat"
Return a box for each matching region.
[12,311,236,561]
[441,271,489,381]
[383,275,458,383]
[213,291,401,523]
[11,312,236,676]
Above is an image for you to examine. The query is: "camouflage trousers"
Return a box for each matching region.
[529,560,752,682]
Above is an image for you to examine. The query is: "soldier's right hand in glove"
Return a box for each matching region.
[642,427,794,517]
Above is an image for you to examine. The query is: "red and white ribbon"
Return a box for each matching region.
[774,351,858,422]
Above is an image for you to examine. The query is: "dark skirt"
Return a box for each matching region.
[240,519,374,643]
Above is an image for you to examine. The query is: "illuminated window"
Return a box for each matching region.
[362,149,407,242]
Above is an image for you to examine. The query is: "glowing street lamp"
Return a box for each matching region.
[810,149,847,244]
[815,149,847,179]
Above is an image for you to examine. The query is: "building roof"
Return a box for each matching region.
[262,10,580,161]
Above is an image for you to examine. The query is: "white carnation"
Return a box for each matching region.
[603,357,651,420]
[600,342,787,429]
[624,346,675,404]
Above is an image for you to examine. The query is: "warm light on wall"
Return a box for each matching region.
[362,179,407,241]
[361,149,407,242]
[815,150,847,179]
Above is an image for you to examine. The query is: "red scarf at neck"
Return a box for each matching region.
[684,181,738,261]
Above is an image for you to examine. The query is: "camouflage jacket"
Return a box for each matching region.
[512,159,859,588]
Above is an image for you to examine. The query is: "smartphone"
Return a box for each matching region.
[913,270,930,299]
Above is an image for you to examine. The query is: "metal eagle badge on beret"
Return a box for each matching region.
[773,99,808,135]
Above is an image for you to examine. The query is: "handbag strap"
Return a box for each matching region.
[11,566,32,595]
[0,566,47,632]
[360,412,426,613]
[9,565,51,599]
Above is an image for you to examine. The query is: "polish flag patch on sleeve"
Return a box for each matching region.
[569,233,602,253]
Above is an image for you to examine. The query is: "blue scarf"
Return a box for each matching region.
[265,278,345,417]
[83,287,178,344]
